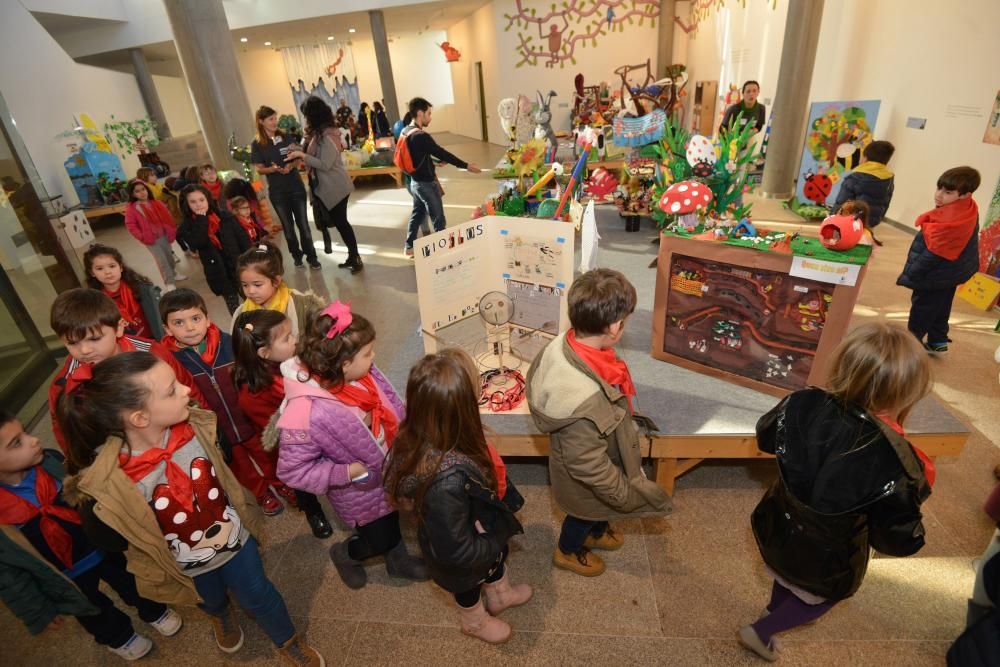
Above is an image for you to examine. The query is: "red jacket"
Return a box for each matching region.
[237,368,284,434]
[124,200,176,246]
[48,336,207,456]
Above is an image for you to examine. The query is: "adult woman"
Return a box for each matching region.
[251,105,320,270]
[719,80,766,136]
[287,96,363,273]
[372,101,392,138]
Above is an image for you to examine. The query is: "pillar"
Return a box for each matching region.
[129,48,171,139]
[760,0,824,199]
[162,0,252,168]
[657,0,676,77]
[368,10,400,123]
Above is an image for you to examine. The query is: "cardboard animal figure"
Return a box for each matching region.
[534,90,558,150]
[497,98,518,147]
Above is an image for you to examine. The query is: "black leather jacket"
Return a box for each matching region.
[415,454,524,593]
[751,389,930,601]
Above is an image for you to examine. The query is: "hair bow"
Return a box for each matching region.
[321,300,353,339]
[64,363,94,394]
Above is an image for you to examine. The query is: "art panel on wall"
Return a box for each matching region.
[281,41,361,119]
[794,100,880,206]
[984,89,1000,145]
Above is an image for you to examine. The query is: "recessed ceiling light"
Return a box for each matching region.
[240,37,248,43]
[327,36,334,40]
[264,41,271,46]
[348,28,356,33]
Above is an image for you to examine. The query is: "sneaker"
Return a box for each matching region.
[209,606,244,653]
[173,273,188,282]
[584,525,624,551]
[552,547,605,577]
[738,625,778,662]
[259,490,284,516]
[108,632,153,661]
[924,341,949,354]
[404,247,414,258]
[149,608,183,636]
[276,633,325,667]
[308,259,322,270]
[294,259,305,268]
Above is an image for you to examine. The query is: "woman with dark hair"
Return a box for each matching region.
[719,80,766,135]
[372,101,392,138]
[287,96,363,273]
[250,105,320,270]
[356,102,371,143]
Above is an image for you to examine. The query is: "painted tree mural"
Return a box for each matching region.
[805,107,872,177]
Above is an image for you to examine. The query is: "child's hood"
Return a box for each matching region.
[277,356,337,430]
[852,161,893,180]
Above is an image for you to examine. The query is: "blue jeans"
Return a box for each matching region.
[405,179,445,250]
[270,190,317,263]
[193,537,295,647]
[558,516,609,555]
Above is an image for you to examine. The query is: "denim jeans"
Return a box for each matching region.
[74,551,167,648]
[558,516,609,554]
[193,537,295,647]
[270,190,316,263]
[405,179,446,250]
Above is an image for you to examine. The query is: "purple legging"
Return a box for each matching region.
[752,580,836,645]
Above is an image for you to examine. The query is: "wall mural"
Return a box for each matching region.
[281,42,361,118]
[503,0,660,69]
[675,0,778,38]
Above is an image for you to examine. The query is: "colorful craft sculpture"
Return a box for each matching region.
[584,168,619,202]
[525,162,564,198]
[685,134,717,177]
[439,42,461,62]
[553,141,592,219]
[819,213,864,251]
[659,180,712,230]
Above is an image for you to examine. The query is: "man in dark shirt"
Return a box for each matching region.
[402,97,481,256]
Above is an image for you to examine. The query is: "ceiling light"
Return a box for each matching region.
[349,28,356,33]
[239,37,248,43]
[327,36,334,40]
[264,41,271,46]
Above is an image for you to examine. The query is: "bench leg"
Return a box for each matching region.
[393,173,402,187]
[654,458,678,496]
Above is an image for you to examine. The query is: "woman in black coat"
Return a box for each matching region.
[177,184,250,312]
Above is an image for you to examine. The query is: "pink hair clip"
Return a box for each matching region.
[321,300,353,339]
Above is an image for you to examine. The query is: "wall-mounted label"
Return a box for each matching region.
[790,256,861,286]
[906,117,927,129]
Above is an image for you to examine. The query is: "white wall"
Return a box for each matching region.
[152,74,199,136]
[0,2,148,204]
[236,48,297,118]
[446,2,500,141]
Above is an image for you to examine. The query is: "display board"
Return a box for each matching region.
[414,216,575,413]
[652,235,866,396]
[795,100,880,206]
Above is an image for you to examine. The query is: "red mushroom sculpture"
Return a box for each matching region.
[659,181,713,231]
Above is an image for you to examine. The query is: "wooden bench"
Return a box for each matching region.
[81,203,127,220]
[347,165,403,188]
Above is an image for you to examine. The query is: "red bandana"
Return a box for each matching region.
[64,363,94,394]
[486,442,507,499]
[119,422,197,512]
[916,197,979,261]
[0,467,81,568]
[162,322,221,365]
[204,212,223,250]
[329,373,398,446]
[202,179,222,202]
[236,215,261,244]
[566,329,637,413]
[874,412,936,488]
[104,282,148,338]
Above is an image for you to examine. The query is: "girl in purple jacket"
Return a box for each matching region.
[275,301,427,589]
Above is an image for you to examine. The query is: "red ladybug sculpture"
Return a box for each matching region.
[803,171,832,205]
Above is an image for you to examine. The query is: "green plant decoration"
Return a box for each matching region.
[277,114,302,138]
[102,116,160,156]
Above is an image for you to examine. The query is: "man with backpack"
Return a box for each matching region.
[396,97,481,257]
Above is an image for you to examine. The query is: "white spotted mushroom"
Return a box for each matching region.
[658,181,714,229]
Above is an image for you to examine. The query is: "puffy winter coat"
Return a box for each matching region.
[412,453,524,593]
[832,163,894,226]
[897,222,979,291]
[751,389,930,601]
[947,549,1000,666]
[176,211,249,296]
[526,332,671,521]
[124,200,176,246]
[276,360,403,526]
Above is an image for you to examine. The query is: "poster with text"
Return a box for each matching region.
[984,90,1000,145]
[795,100,880,206]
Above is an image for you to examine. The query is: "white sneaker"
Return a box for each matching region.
[150,608,183,636]
[108,632,153,661]
[174,273,188,281]
[165,284,176,292]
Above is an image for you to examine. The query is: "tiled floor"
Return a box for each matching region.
[5,133,999,665]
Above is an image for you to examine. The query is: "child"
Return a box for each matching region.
[124,179,185,290]
[897,166,981,354]
[526,268,670,577]
[231,310,333,539]
[833,140,895,245]
[84,243,164,340]
[199,163,223,206]
[159,288,291,516]
[384,349,531,643]
[230,242,325,337]
[57,352,324,665]
[136,167,163,200]
[224,177,278,234]
[228,196,269,245]
[47,288,206,457]
[0,409,182,661]
[740,322,933,661]
[832,200,875,248]
[276,301,427,588]
[177,184,250,313]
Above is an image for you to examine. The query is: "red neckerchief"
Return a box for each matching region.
[118,422,197,512]
[201,179,222,202]
[0,466,81,568]
[162,322,221,365]
[328,373,398,446]
[486,442,507,499]
[64,362,94,394]
[566,329,637,413]
[916,197,978,261]
[104,282,147,337]
[235,215,261,244]
[202,212,223,250]
[874,412,936,488]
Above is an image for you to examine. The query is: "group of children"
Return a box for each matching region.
[0,152,988,663]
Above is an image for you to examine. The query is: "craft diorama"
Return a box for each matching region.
[57,114,130,207]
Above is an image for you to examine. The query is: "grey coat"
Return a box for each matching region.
[302,130,354,211]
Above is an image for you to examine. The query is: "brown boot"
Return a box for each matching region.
[552,547,606,577]
[276,633,325,667]
[483,567,533,615]
[209,605,244,653]
[584,525,624,551]
[458,599,511,644]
